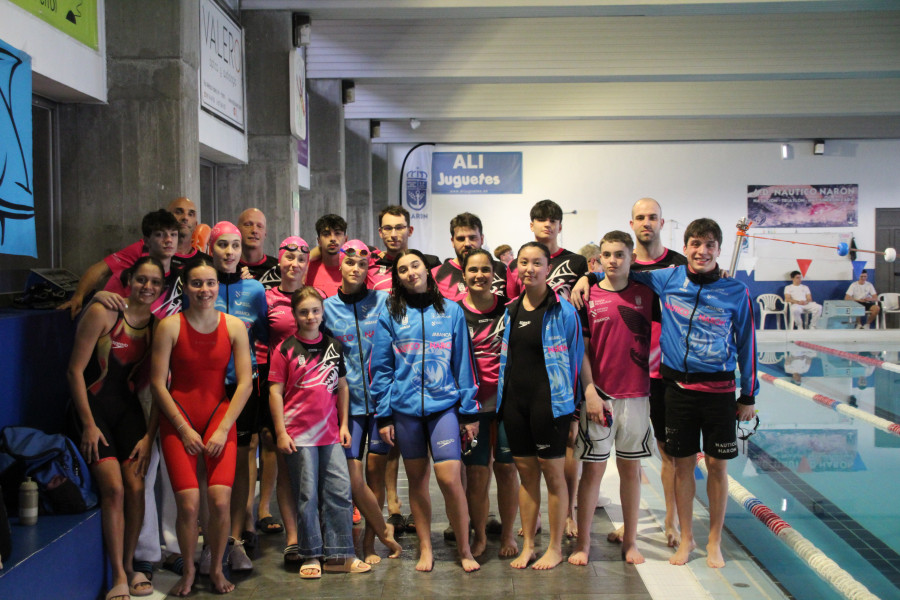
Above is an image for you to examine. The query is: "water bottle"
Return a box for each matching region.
[19,477,38,526]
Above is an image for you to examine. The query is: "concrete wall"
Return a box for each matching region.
[213,10,297,254]
[59,0,201,273]
[345,119,374,243]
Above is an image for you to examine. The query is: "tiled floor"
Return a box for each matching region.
[145,457,783,599]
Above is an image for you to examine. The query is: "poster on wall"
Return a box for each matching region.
[431,152,522,194]
[289,48,309,189]
[402,145,434,250]
[0,38,36,258]
[200,0,245,131]
[747,184,858,228]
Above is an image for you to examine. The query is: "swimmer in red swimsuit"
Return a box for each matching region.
[68,256,165,600]
[151,257,253,597]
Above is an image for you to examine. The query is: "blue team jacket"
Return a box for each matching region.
[497,288,584,419]
[323,288,389,416]
[369,298,479,422]
[630,266,759,399]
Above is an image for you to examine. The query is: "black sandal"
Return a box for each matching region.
[162,554,184,576]
[132,559,154,580]
[283,544,302,569]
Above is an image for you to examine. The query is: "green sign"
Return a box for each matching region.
[10,0,98,50]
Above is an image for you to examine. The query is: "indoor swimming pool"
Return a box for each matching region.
[712,342,900,600]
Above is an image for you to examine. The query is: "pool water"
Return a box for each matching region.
[716,343,900,600]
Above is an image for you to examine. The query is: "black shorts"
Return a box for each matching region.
[229,377,261,447]
[256,363,273,434]
[648,377,667,443]
[501,395,571,460]
[69,395,147,463]
[663,382,738,460]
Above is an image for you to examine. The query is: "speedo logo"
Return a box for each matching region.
[518,320,531,328]
[110,341,129,349]
[436,439,455,449]
[535,443,550,451]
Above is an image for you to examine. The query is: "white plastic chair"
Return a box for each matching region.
[757,294,787,330]
[878,293,900,329]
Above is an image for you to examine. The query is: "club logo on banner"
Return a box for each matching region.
[406,169,427,211]
[747,184,858,228]
[0,38,35,257]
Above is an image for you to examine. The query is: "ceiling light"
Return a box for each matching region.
[409,118,421,130]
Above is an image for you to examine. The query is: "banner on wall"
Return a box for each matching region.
[289,48,310,190]
[0,38,36,258]
[199,0,245,131]
[747,184,858,228]
[9,0,98,50]
[402,145,434,251]
[432,152,522,194]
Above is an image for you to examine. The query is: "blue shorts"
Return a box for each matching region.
[393,407,461,463]
[345,414,391,460]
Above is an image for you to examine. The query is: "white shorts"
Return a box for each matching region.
[574,396,653,463]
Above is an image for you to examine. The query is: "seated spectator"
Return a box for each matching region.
[784,271,822,329]
[844,270,880,329]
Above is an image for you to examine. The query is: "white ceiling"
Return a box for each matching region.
[243,1,900,144]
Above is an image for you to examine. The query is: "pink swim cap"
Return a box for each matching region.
[210,221,241,245]
[340,239,371,257]
[278,236,311,262]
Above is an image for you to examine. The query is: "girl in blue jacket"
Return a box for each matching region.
[370,249,481,573]
[497,242,584,571]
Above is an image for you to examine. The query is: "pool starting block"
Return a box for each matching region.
[820,300,865,329]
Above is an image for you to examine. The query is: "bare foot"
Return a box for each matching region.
[461,556,481,572]
[669,539,696,565]
[510,548,536,569]
[564,517,578,539]
[499,537,518,558]
[706,542,725,568]
[622,542,645,565]
[380,524,402,558]
[416,548,434,572]
[470,532,487,558]
[532,547,563,570]
[665,524,680,548]
[607,525,624,543]
[171,569,195,597]
[364,552,382,565]
[209,570,235,594]
[567,549,590,566]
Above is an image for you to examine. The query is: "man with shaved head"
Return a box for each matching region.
[168,197,209,268]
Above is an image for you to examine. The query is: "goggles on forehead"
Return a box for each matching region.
[280,243,310,254]
[341,247,370,258]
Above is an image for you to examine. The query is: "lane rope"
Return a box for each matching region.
[696,454,879,600]
[794,341,900,375]
[759,373,900,436]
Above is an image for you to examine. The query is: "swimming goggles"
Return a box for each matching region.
[340,247,370,257]
[280,243,310,254]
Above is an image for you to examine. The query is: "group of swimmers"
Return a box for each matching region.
[62,196,758,598]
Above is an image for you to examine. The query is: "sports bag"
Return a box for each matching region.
[0,426,97,514]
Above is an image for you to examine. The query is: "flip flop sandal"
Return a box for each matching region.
[256,515,284,534]
[300,559,322,579]
[129,571,154,597]
[404,513,416,533]
[132,560,154,581]
[283,544,302,568]
[387,513,406,536]
[162,553,184,575]
[105,582,130,600]
[322,557,372,574]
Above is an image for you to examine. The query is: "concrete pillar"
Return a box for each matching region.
[215,10,297,253]
[372,142,389,230]
[297,79,345,243]
[59,0,201,273]
[345,119,373,243]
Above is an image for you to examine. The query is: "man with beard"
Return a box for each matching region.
[368,205,440,291]
[432,212,507,301]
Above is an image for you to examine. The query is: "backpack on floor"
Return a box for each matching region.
[0,426,97,514]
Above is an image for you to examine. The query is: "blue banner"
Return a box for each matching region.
[432,152,522,194]
[0,38,35,257]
